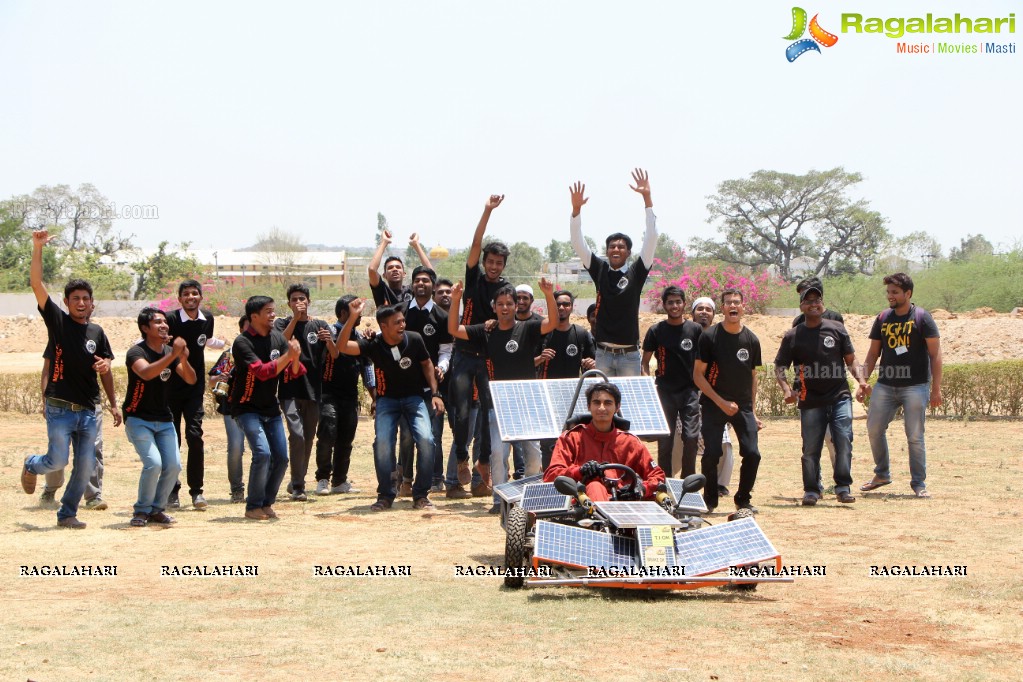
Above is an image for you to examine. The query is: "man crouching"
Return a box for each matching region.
[544,382,665,501]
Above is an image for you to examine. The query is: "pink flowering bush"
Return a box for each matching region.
[644,250,784,314]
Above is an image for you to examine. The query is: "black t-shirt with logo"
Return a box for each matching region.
[322,327,374,401]
[792,308,844,327]
[868,305,940,387]
[538,324,595,379]
[123,342,177,422]
[371,280,413,307]
[39,298,114,408]
[775,320,855,409]
[465,319,544,381]
[455,263,508,351]
[356,331,430,399]
[401,301,452,364]
[642,320,703,391]
[166,308,215,396]
[586,257,649,346]
[230,329,291,417]
[273,317,330,401]
[697,323,762,406]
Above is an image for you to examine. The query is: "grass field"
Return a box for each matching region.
[1,413,1021,682]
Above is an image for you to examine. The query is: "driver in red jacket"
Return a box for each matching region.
[544,382,666,501]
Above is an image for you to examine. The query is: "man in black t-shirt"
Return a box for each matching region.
[775,285,869,506]
[315,295,375,496]
[22,229,121,530]
[859,272,942,498]
[123,308,197,526]
[449,278,558,511]
[337,301,444,512]
[642,286,704,476]
[208,315,250,502]
[230,296,304,521]
[274,283,333,501]
[166,279,227,510]
[693,289,763,513]
[367,231,434,306]
[569,169,658,376]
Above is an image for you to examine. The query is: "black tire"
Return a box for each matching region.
[504,506,529,588]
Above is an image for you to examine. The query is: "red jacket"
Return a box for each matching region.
[544,422,665,501]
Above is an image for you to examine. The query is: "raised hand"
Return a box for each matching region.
[485,194,505,211]
[408,232,420,247]
[381,230,393,246]
[32,229,56,248]
[538,276,554,295]
[629,168,651,196]
[451,281,464,299]
[569,182,588,216]
[350,298,367,319]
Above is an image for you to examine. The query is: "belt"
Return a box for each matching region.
[597,342,638,355]
[46,397,90,412]
[455,347,485,358]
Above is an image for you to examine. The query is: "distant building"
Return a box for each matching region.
[130,247,347,290]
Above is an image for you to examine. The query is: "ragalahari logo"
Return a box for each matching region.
[784,7,839,61]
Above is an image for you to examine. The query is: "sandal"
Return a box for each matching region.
[913,488,931,498]
[130,513,148,527]
[859,477,892,492]
[370,499,393,512]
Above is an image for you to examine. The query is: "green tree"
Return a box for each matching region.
[62,251,133,299]
[545,239,574,263]
[949,234,994,262]
[652,232,681,264]
[375,212,389,246]
[133,241,208,300]
[500,240,544,284]
[893,230,944,269]
[0,200,61,290]
[21,183,132,255]
[696,168,889,280]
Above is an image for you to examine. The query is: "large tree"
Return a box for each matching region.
[694,168,889,280]
[133,241,207,300]
[949,234,994,262]
[20,183,133,255]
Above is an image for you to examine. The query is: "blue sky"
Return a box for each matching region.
[2,0,1019,254]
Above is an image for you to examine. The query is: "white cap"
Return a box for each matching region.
[691,296,716,312]
[515,284,534,298]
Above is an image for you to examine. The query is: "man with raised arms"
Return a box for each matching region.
[367,231,433,306]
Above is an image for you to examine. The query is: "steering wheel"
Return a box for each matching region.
[598,463,643,501]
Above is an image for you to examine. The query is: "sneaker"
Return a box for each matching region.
[148,511,177,525]
[130,512,148,527]
[21,458,37,494]
[230,490,245,504]
[191,494,208,510]
[57,516,86,529]
[413,497,436,511]
[85,497,108,511]
[487,503,501,515]
[446,485,473,500]
[331,481,359,494]
[245,508,270,520]
[470,482,492,498]
[457,461,472,486]
[39,490,57,506]
[430,482,444,494]
[262,506,278,519]
[291,490,308,502]
[398,481,413,498]
[316,479,330,496]
[801,493,818,506]
[736,503,759,514]
[168,492,180,509]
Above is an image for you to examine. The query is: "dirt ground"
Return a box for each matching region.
[1,308,1020,374]
[1,412,1021,681]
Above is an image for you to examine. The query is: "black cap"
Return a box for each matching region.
[799,286,824,302]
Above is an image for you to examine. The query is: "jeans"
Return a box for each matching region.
[403,410,445,484]
[44,407,104,501]
[282,398,320,493]
[445,403,484,489]
[485,408,541,502]
[867,382,929,490]
[374,395,435,501]
[170,389,205,497]
[700,402,761,510]
[800,398,853,496]
[595,347,642,377]
[236,412,289,511]
[657,386,701,476]
[125,417,181,514]
[27,403,98,520]
[315,395,359,485]
[449,351,492,464]
[224,414,246,495]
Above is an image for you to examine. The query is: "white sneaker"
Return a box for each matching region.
[316,479,330,496]
[330,481,359,494]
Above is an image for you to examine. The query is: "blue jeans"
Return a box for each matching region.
[125,417,182,514]
[449,350,491,463]
[224,415,246,495]
[486,408,541,502]
[595,347,642,377]
[27,403,98,521]
[375,395,435,501]
[799,398,853,496]
[867,382,929,490]
[399,409,445,485]
[236,412,289,511]
[445,403,484,489]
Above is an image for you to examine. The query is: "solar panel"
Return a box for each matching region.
[592,501,685,528]
[636,526,681,569]
[664,479,710,513]
[519,482,572,514]
[533,521,637,569]
[673,517,779,576]
[490,376,669,442]
[493,474,544,503]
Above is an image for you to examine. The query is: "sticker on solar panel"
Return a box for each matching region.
[673,518,779,576]
[533,521,637,569]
